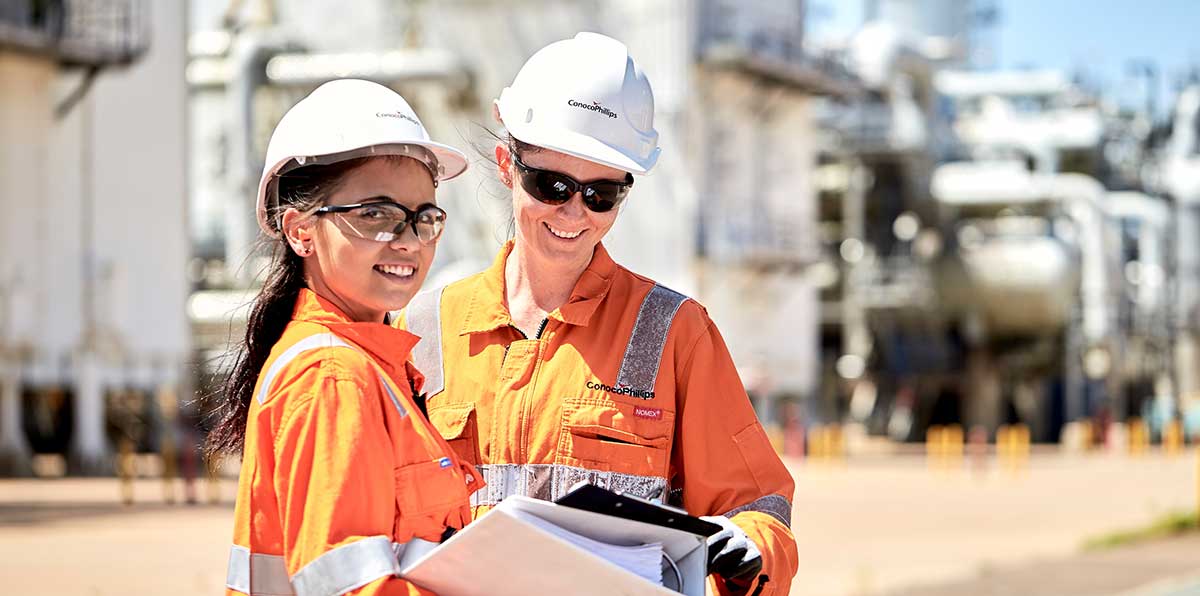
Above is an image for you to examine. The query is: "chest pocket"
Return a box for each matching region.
[426,402,479,466]
[556,397,675,477]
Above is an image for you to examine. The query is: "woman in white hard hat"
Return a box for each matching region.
[208,79,482,596]
[400,33,797,595]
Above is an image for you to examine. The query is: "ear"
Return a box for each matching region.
[491,100,503,125]
[495,143,513,189]
[280,208,317,257]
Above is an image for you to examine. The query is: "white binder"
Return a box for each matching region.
[398,496,709,596]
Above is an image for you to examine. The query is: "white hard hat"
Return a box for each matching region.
[256,78,468,237]
[496,32,660,174]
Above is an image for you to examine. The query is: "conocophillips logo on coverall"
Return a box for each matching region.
[586,380,653,399]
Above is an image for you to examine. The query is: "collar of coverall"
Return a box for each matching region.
[458,239,617,336]
[291,288,425,389]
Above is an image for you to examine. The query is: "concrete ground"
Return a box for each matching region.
[0,450,1194,595]
[789,451,1199,596]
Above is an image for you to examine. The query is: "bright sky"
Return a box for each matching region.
[808,0,1200,116]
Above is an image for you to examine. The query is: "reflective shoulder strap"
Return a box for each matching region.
[615,284,689,393]
[405,285,446,396]
[256,333,354,405]
[255,332,407,418]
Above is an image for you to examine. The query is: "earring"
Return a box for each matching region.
[297,245,311,256]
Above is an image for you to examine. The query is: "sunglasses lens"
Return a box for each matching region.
[581,182,630,213]
[527,170,577,205]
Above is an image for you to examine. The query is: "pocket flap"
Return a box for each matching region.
[426,402,474,440]
[562,399,673,445]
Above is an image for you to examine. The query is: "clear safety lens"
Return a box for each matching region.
[335,203,446,245]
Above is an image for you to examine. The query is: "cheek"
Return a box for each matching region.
[319,229,377,278]
[587,210,618,236]
[513,194,550,227]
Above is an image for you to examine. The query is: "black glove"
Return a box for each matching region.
[701,515,763,589]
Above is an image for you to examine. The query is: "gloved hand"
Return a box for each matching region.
[701,515,763,590]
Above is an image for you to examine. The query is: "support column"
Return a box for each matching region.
[67,350,110,475]
[0,355,31,476]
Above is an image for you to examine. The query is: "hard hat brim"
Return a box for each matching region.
[255,141,468,238]
[505,120,660,176]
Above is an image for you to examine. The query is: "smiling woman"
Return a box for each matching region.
[205,79,482,596]
[397,33,798,596]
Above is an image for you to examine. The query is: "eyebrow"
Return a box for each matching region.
[338,196,401,207]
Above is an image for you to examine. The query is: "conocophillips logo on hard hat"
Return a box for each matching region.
[567,99,618,119]
[376,111,422,127]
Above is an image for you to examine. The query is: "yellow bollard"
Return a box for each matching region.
[927,426,944,471]
[1164,421,1184,456]
[829,424,845,462]
[819,424,835,462]
[766,424,785,455]
[1015,424,1030,472]
[997,425,1028,475]
[807,426,823,461]
[944,424,964,470]
[1128,418,1149,456]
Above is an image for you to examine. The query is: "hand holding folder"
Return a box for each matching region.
[397,483,721,595]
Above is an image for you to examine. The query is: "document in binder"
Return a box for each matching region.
[398,495,712,595]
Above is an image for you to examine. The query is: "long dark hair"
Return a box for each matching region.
[205,156,387,458]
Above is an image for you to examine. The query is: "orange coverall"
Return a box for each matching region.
[400,242,798,595]
[227,289,482,596]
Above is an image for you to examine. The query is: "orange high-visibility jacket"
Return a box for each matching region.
[399,242,798,595]
[227,290,482,596]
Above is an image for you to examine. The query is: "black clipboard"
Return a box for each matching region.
[554,482,723,538]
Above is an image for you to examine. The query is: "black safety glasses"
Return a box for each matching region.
[509,147,634,213]
[315,201,446,245]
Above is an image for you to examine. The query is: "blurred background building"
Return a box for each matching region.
[1,0,1199,477]
[0,0,188,475]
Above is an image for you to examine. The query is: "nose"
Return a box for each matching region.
[559,191,587,217]
[387,224,423,251]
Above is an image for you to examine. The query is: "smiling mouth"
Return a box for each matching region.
[374,264,416,280]
[546,223,584,240]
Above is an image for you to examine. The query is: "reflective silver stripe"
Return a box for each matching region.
[227,539,417,596]
[405,286,446,396]
[615,285,688,394]
[723,494,793,528]
[394,537,440,570]
[468,463,668,507]
[256,332,408,419]
[291,536,401,596]
[378,377,408,419]
[256,334,354,404]
[226,545,293,595]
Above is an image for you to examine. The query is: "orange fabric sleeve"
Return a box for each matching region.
[272,370,430,596]
[673,315,799,596]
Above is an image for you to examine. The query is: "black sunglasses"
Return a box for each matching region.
[509,147,634,213]
[315,200,446,245]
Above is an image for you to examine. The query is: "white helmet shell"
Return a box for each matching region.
[256,78,468,237]
[496,32,660,174]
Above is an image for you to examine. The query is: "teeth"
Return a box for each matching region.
[547,224,583,239]
[376,264,415,277]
